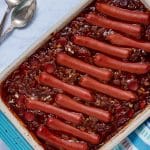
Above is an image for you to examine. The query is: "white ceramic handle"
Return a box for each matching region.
[140,0,150,10]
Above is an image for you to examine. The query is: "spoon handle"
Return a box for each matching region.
[0,25,14,44]
[0,7,10,36]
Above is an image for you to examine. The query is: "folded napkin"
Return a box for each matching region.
[0,0,149,150]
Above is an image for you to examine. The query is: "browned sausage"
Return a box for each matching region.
[37,125,88,150]
[57,53,112,81]
[73,35,130,59]
[106,33,150,53]
[39,72,94,102]
[79,76,137,101]
[47,118,100,144]
[55,94,111,123]
[96,3,150,25]
[85,14,142,38]
[94,54,150,74]
[26,99,83,124]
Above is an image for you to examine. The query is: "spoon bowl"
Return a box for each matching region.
[0,0,36,43]
[12,0,36,28]
[5,0,23,8]
[0,0,23,36]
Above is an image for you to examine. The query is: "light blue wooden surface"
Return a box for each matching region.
[0,0,85,72]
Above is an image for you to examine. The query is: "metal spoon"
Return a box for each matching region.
[0,0,24,36]
[0,0,36,43]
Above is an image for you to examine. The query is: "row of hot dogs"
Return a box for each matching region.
[27,3,150,150]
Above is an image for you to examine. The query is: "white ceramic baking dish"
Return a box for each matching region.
[0,0,150,149]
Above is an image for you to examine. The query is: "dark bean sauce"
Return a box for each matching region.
[1,0,150,149]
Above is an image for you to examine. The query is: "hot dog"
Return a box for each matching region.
[73,35,130,58]
[85,14,142,38]
[26,99,83,124]
[94,54,150,74]
[39,72,94,102]
[55,94,111,123]
[96,3,150,25]
[106,33,150,53]
[47,118,100,144]
[57,53,112,81]
[37,125,88,150]
[79,76,137,101]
